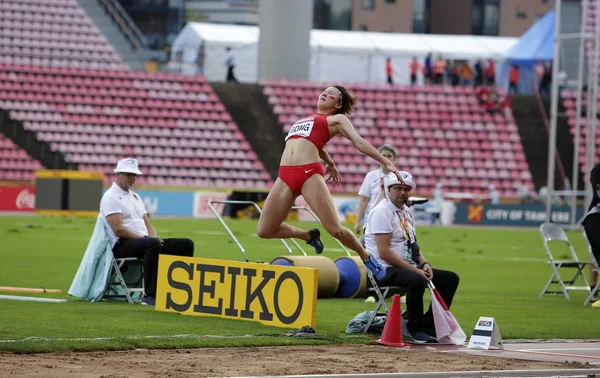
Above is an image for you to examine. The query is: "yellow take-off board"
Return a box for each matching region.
[155,255,318,329]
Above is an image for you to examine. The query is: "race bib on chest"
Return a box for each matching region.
[286,117,315,140]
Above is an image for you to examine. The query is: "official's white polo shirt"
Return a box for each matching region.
[358,168,393,224]
[100,183,148,248]
[364,199,418,269]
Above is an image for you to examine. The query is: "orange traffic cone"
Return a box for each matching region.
[376,294,411,347]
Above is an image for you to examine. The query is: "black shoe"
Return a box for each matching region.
[306,228,324,254]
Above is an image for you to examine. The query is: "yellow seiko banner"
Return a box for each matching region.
[155,255,318,329]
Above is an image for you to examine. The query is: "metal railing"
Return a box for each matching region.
[98,0,148,51]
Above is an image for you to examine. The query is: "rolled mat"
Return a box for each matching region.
[333,256,368,298]
[270,255,339,298]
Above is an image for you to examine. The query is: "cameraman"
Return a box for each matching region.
[364,171,460,341]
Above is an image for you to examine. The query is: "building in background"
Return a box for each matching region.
[117,0,556,50]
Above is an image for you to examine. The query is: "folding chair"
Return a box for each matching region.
[359,235,407,333]
[103,257,145,304]
[539,222,590,299]
[583,231,600,306]
[363,272,407,333]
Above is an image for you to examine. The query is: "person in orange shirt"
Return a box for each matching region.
[460,62,473,86]
[508,64,520,94]
[386,57,393,85]
[409,57,420,85]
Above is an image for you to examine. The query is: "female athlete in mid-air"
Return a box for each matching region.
[256,85,403,280]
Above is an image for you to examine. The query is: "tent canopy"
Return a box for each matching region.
[170,22,518,83]
[504,10,555,64]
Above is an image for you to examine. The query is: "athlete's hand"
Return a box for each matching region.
[325,164,341,186]
[385,161,405,184]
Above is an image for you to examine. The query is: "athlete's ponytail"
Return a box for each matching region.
[333,85,357,115]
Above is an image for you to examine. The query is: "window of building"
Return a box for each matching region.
[385,0,396,3]
[361,0,375,10]
[541,0,548,3]
[472,0,499,36]
[516,10,527,19]
[313,0,353,30]
[359,24,368,31]
[412,0,430,33]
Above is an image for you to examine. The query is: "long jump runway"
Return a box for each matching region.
[434,340,600,365]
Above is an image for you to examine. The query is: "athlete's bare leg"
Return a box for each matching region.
[300,175,369,260]
[257,178,311,241]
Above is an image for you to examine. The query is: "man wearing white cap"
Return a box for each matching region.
[100,158,194,306]
[364,171,460,342]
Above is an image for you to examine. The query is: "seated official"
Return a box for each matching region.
[100,158,195,306]
[364,171,460,342]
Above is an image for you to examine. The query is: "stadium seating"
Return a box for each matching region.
[0,133,45,181]
[0,0,127,69]
[261,79,534,197]
[561,88,600,176]
[0,63,273,189]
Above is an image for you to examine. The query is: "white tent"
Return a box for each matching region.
[169,22,518,84]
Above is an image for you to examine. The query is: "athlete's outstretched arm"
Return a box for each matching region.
[330,114,401,178]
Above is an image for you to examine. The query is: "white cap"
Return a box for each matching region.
[386,171,416,190]
[114,158,143,175]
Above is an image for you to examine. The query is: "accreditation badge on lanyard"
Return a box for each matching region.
[397,209,419,263]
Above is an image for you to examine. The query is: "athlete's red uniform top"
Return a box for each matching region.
[279,113,332,194]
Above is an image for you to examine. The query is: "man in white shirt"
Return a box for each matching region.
[100,158,194,306]
[225,47,237,82]
[364,171,459,341]
[354,144,397,234]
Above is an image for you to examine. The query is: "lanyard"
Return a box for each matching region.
[396,209,415,243]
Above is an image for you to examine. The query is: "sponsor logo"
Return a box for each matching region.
[304,169,314,174]
[16,188,35,209]
[467,205,483,223]
[156,256,318,329]
[477,320,492,327]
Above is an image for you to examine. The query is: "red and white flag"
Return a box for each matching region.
[428,281,466,345]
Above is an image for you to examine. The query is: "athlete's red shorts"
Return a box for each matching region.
[278,162,324,195]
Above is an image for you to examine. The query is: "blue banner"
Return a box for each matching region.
[136,190,194,217]
[455,203,585,227]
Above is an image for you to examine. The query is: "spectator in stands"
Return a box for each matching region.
[539,62,552,96]
[433,56,445,85]
[424,53,433,85]
[535,61,545,89]
[386,57,394,85]
[450,62,460,87]
[508,65,520,94]
[354,144,398,234]
[100,158,195,306]
[364,172,460,342]
[474,59,484,87]
[488,184,499,204]
[584,163,600,304]
[225,47,237,82]
[484,59,496,86]
[256,85,403,281]
[409,57,420,86]
[461,62,473,86]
